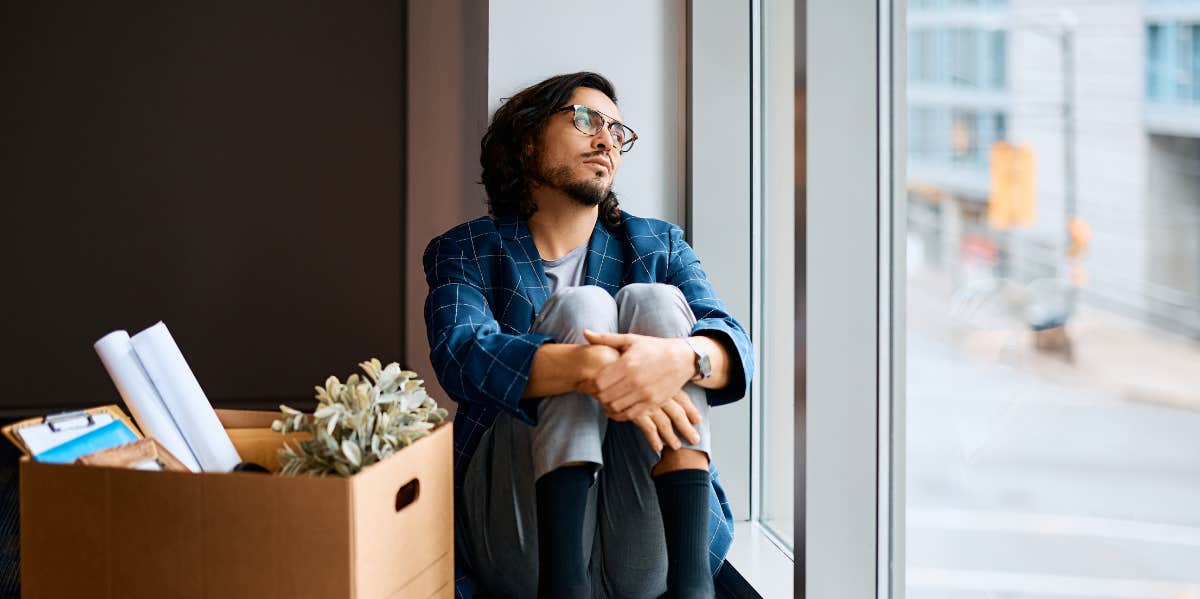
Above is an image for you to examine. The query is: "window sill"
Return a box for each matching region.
[724,521,794,598]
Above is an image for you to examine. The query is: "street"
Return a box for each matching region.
[906,315,1200,598]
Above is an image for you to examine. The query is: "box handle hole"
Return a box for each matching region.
[395,478,420,512]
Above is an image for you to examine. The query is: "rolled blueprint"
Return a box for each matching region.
[94,330,202,472]
[130,322,241,472]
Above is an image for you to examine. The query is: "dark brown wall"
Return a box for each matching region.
[1,2,406,415]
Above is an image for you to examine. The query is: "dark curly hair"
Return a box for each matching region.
[480,72,622,229]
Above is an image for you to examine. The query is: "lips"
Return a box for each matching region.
[583,156,611,173]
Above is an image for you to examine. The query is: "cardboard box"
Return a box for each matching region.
[20,410,454,598]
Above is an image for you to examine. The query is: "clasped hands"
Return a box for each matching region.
[576,329,701,453]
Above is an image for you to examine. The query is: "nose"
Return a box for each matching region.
[592,126,616,153]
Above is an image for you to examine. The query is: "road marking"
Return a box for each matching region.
[908,567,1200,598]
[909,507,1200,547]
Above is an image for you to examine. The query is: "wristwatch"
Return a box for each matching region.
[683,337,712,381]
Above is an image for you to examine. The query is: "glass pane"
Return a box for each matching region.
[903,1,1200,597]
[759,0,795,551]
[990,30,1007,90]
[1193,25,1200,101]
[1148,23,1164,102]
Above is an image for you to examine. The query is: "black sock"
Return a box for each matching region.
[536,465,593,599]
[654,469,715,599]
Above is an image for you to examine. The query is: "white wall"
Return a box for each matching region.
[487,0,687,224]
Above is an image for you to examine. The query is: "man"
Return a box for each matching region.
[424,72,753,599]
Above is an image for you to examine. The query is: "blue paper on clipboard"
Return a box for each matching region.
[34,420,138,464]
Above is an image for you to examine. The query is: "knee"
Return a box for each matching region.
[615,283,683,308]
[616,283,693,337]
[537,285,617,337]
[553,284,613,309]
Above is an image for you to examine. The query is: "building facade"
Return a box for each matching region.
[907,0,1200,337]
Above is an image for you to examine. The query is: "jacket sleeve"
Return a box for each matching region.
[664,224,755,406]
[423,233,551,425]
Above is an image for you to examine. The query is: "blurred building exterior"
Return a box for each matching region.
[906,0,1200,338]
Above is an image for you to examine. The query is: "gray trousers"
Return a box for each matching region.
[457,283,713,599]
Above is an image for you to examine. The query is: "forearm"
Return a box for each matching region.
[687,335,732,390]
[521,343,590,398]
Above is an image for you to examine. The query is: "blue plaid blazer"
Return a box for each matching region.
[422,210,754,598]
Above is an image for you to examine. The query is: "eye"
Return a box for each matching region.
[609,126,626,145]
[574,109,596,132]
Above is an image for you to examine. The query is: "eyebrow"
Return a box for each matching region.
[587,105,625,124]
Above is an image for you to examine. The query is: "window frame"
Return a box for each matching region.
[802,0,907,596]
[692,0,907,596]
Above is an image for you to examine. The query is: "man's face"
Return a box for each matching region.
[531,87,625,207]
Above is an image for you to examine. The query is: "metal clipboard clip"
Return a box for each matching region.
[45,410,98,432]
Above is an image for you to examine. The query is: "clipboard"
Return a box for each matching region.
[2,405,143,458]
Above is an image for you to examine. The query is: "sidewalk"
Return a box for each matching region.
[907,269,1200,412]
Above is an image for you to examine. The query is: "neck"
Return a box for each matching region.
[526,187,598,260]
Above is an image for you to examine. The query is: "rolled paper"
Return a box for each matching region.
[94,330,202,472]
[130,322,241,472]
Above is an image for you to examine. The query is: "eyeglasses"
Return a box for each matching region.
[556,104,638,154]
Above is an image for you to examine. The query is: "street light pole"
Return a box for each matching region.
[1060,20,1078,318]
[1012,15,1080,320]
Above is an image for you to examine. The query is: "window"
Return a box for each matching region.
[1148,21,1200,105]
[757,0,795,555]
[1194,25,1200,101]
[902,5,1200,599]
[951,29,979,87]
[690,3,794,592]
[950,108,978,163]
[1177,22,1193,100]
[989,30,1007,89]
[1148,23,1164,101]
[910,30,932,83]
[925,28,1011,91]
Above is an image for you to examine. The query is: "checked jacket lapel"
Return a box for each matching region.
[583,216,628,296]
[495,214,550,320]
[495,213,630,334]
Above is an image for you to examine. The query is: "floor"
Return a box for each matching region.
[0,435,19,599]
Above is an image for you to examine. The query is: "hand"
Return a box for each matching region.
[630,390,703,452]
[575,344,621,395]
[581,330,695,420]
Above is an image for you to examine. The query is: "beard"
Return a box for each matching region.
[536,163,612,207]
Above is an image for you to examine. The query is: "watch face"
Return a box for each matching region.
[686,337,712,379]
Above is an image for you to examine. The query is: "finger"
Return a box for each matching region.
[591,358,630,392]
[597,372,643,405]
[617,401,649,422]
[619,398,657,422]
[635,415,664,452]
[661,400,701,445]
[606,386,644,414]
[577,377,600,395]
[652,409,682,450]
[618,405,650,423]
[672,390,703,425]
[592,383,632,414]
[582,330,634,350]
[604,401,632,421]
